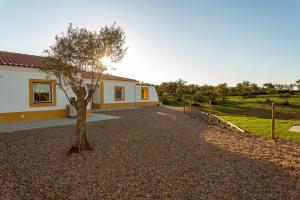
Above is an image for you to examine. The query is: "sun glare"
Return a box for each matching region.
[101,56,111,66]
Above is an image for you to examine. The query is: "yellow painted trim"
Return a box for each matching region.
[100,102,135,109]
[86,109,91,117]
[135,101,159,107]
[0,109,92,123]
[29,79,57,107]
[100,80,104,106]
[0,109,66,123]
[141,87,149,100]
[97,101,159,110]
[114,86,125,101]
[92,103,101,109]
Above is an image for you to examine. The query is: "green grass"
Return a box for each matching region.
[205,95,300,142]
[163,94,300,142]
[220,116,300,142]
[162,96,182,106]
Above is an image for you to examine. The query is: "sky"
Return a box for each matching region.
[0,0,299,86]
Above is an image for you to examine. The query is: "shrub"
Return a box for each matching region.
[281,99,290,105]
[191,102,200,106]
[160,96,169,104]
[265,98,272,102]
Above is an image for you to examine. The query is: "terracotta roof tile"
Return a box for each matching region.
[0,51,137,82]
[0,51,43,67]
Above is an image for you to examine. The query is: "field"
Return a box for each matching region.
[164,93,300,142]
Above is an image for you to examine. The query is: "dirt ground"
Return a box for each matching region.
[0,106,299,199]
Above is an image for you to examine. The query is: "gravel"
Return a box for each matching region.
[0,106,299,199]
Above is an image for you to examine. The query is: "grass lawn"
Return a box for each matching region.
[164,93,300,142]
[220,116,300,142]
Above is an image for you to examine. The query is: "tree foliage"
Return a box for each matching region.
[156,78,299,105]
[215,83,229,101]
[296,79,300,91]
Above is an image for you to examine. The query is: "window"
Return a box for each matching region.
[33,82,52,103]
[29,79,56,107]
[141,87,149,100]
[114,86,125,101]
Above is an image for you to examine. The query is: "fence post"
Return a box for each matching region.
[209,99,212,128]
[271,102,275,139]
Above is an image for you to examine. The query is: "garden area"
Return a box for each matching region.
[156,79,300,142]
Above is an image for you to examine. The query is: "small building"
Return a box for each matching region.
[0,51,159,123]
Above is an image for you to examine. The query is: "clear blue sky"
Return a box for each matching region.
[0,0,299,86]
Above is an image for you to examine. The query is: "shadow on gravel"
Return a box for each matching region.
[0,106,299,199]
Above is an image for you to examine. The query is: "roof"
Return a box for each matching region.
[0,51,43,68]
[0,51,137,82]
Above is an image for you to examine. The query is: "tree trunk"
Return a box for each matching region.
[69,99,92,153]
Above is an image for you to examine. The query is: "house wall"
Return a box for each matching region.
[92,85,100,104]
[0,65,91,123]
[98,81,159,109]
[103,80,136,103]
[0,65,160,122]
[135,85,159,103]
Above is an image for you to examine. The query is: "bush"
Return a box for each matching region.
[191,102,200,106]
[211,99,218,105]
[160,96,169,104]
[192,91,204,102]
[279,93,291,106]
[265,98,272,103]
[281,99,290,105]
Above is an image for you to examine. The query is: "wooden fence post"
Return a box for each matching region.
[209,99,212,128]
[271,102,275,139]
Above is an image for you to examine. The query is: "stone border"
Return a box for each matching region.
[161,105,245,133]
[199,111,245,133]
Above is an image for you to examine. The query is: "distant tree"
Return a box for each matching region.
[285,84,295,95]
[192,91,204,102]
[274,84,285,93]
[236,81,253,96]
[199,85,217,103]
[157,81,177,96]
[42,23,127,153]
[215,83,229,101]
[175,79,187,102]
[186,84,199,95]
[296,79,300,91]
[263,83,277,95]
[228,87,238,96]
[250,83,260,95]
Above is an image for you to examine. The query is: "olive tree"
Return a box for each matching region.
[295,79,300,91]
[42,23,127,153]
[215,83,229,101]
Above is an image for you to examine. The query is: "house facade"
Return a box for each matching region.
[0,51,159,123]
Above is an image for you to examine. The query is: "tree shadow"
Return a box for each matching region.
[191,130,300,199]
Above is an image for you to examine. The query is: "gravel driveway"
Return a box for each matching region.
[0,106,299,199]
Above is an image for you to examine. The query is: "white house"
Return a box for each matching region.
[0,51,159,123]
